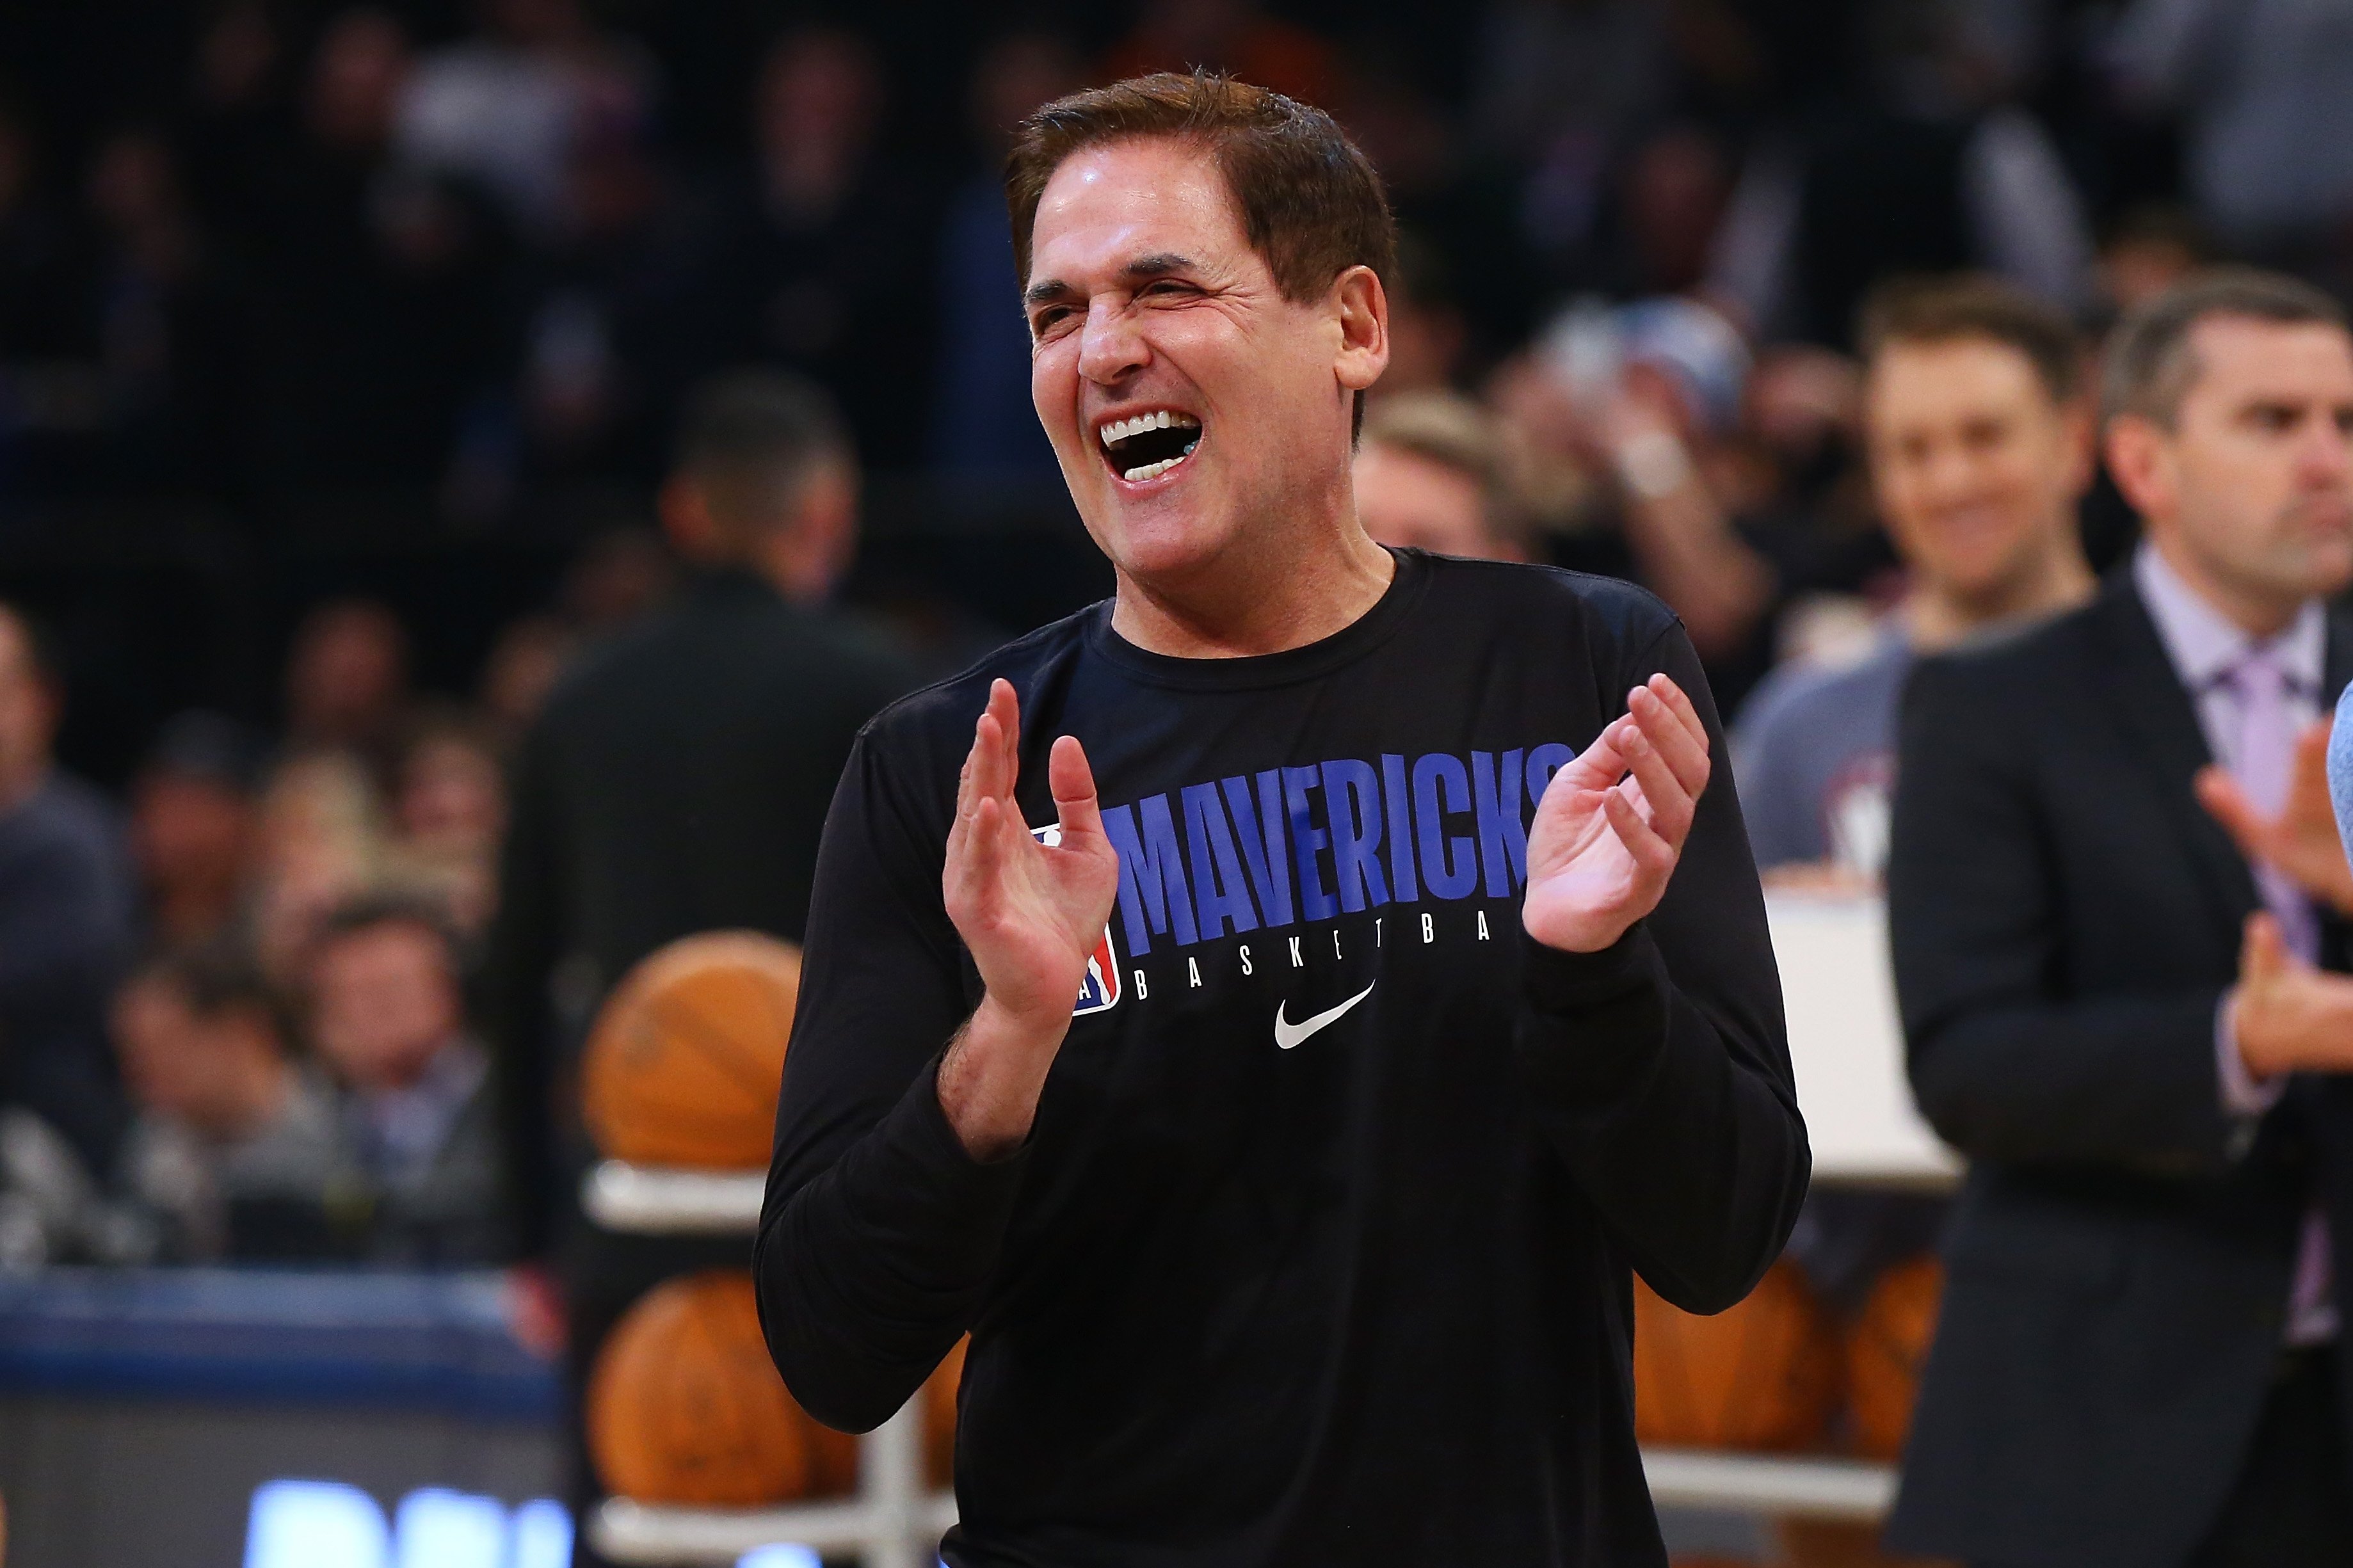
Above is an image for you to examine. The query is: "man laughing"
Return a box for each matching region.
[757,73,1807,1568]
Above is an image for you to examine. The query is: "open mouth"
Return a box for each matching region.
[1098,410,1202,483]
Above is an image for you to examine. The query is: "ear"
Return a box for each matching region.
[2103,412,2176,525]
[2059,398,2096,499]
[1332,265,1390,396]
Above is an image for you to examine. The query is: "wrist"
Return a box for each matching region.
[2229,985,2286,1080]
[936,993,1070,1162]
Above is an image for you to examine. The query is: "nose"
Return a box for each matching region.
[1076,296,1149,387]
[2298,411,2353,488]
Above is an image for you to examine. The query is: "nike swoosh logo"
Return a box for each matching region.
[1274,981,1377,1050]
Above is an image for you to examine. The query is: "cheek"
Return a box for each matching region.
[1029,343,1074,435]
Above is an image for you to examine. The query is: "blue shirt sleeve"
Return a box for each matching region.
[2331,681,2353,870]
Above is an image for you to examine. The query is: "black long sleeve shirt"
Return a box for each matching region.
[758,550,1807,1568]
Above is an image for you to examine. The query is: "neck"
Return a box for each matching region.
[1109,519,1396,659]
[1906,531,2096,652]
[2149,528,2305,639]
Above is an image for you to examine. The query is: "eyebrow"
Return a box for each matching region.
[1022,253,1201,309]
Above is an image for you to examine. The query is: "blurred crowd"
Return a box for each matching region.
[0,0,2350,1276]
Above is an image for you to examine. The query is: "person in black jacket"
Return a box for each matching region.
[1887,269,2353,1567]
[485,369,916,1553]
[756,74,1806,1568]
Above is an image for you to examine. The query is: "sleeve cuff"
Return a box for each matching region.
[1516,922,1674,1108]
[2215,993,2285,1120]
[1523,921,1667,1012]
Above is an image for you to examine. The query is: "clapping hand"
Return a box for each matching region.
[2197,721,2353,918]
[1523,675,1712,954]
[937,680,1120,1158]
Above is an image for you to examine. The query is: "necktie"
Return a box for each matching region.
[2227,646,2335,1341]
[2231,648,2320,962]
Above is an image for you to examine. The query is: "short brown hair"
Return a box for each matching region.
[1858,275,2084,405]
[2101,266,2349,428]
[1005,70,1395,312]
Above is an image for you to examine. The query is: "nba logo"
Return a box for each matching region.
[1034,823,1121,1016]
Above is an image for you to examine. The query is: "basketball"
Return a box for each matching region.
[923,1336,967,1487]
[588,1271,838,1506]
[1633,1260,1840,1452]
[1845,1255,1943,1460]
[581,931,803,1167]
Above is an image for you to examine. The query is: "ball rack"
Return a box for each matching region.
[579,1156,1924,1564]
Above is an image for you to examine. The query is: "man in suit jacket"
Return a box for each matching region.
[1887,268,2353,1567]
[485,371,917,1558]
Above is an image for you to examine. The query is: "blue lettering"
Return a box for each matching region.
[1321,759,1390,912]
[1182,783,1258,940]
[1472,749,1528,897]
[1411,753,1478,900]
[1380,753,1418,903]
[1221,772,1294,927]
[1526,743,1575,812]
[1102,796,1198,955]
[1283,765,1340,922]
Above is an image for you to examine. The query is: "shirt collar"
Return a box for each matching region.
[2133,542,2326,696]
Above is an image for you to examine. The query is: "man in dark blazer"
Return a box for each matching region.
[485,371,916,1557]
[1887,269,2353,1567]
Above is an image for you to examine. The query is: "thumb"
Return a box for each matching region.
[1047,733,1108,851]
[2242,911,2288,987]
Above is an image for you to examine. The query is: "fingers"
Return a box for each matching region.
[1602,784,1676,880]
[1048,733,1107,850]
[1642,674,1710,755]
[968,680,1020,807]
[1627,681,1709,799]
[2196,765,2273,858]
[1557,716,1633,793]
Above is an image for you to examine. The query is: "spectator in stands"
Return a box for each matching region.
[282,597,412,779]
[393,0,653,243]
[129,711,266,948]
[387,706,505,936]
[1493,296,1811,708]
[251,8,518,497]
[1353,390,1525,561]
[1887,269,2353,1566]
[1734,278,2096,1565]
[476,613,575,746]
[109,940,339,1263]
[249,749,387,987]
[1705,0,2094,344]
[307,894,504,1264]
[0,605,136,1177]
[488,369,915,1542]
[699,28,936,472]
[1739,276,2096,885]
[2110,0,2353,284]
[926,31,1081,488]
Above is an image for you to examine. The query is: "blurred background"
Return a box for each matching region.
[0,0,2332,1564]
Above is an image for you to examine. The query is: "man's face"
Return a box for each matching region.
[0,616,57,790]
[1353,443,1510,560]
[310,922,461,1094]
[1024,136,1380,584]
[1864,337,2087,604]
[2126,316,2353,611]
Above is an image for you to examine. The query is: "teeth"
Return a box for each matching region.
[1098,410,1203,449]
[1123,456,1181,481]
